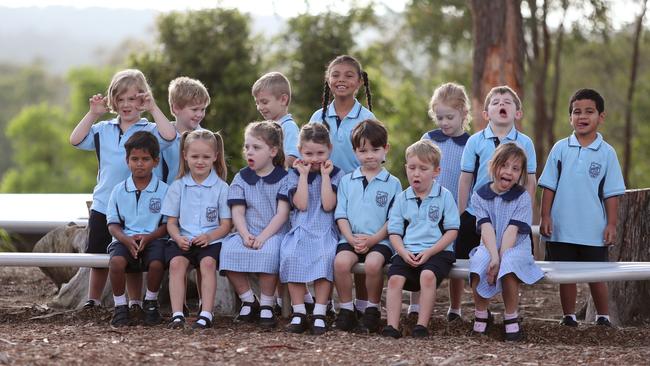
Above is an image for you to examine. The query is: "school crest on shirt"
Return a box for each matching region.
[428,206,440,222]
[149,198,161,213]
[206,207,218,222]
[589,162,602,178]
[375,191,389,207]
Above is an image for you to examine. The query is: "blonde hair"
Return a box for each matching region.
[428,82,471,130]
[488,142,528,186]
[245,121,285,168]
[177,130,227,181]
[107,69,151,113]
[168,76,210,112]
[483,85,522,111]
[405,140,441,168]
[251,72,291,104]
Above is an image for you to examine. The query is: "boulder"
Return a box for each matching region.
[32,223,86,288]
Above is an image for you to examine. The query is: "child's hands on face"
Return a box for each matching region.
[191,234,211,248]
[89,94,108,116]
[487,257,500,285]
[320,159,334,175]
[293,159,311,175]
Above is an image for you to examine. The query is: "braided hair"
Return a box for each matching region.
[320,55,373,128]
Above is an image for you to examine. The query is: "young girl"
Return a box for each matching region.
[280,123,344,335]
[161,130,232,329]
[468,143,544,341]
[70,69,175,310]
[412,82,471,322]
[220,121,290,328]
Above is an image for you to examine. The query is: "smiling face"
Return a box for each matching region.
[184,139,217,181]
[254,89,288,121]
[173,102,207,133]
[405,154,440,195]
[299,140,331,172]
[115,85,143,124]
[244,133,277,175]
[491,156,523,193]
[434,103,465,137]
[127,148,158,180]
[327,62,362,100]
[484,92,522,127]
[570,99,604,140]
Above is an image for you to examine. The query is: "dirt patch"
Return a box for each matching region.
[1,267,649,365]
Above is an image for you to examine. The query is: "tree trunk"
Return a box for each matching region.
[586,189,650,325]
[469,0,525,131]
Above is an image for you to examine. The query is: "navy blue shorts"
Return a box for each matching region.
[336,243,393,265]
[545,241,609,262]
[165,240,221,268]
[86,210,113,254]
[108,238,166,273]
[388,250,456,292]
[454,211,480,260]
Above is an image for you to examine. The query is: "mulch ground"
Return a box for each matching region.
[1,266,649,365]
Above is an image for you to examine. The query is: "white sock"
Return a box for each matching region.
[313,303,327,328]
[144,290,158,301]
[172,311,184,321]
[304,292,314,304]
[291,304,306,324]
[129,300,143,308]
[448,307,461,316]
[113,294,127,307]
[339,301,354,311]
[596,314,610,321]
[239,290,256,316]
[276,297,283,307]
[366,302,379,309]
[408,304,420,314]
[355,299,368,312]
[197,310,213,326]
[260,294,275,318]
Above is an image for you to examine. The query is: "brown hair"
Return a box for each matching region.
[168,76,210,112]
[483,85,522,111]
[351,119,388,149]
[177,129,227,181]
[320,55,372,126]
[251,72,291,104]
[405,140,441,168]
[429,82,471,130]
[107,69,151,113]
[299,123,331,148]
[244,121,285,167]
[488,142,528,186]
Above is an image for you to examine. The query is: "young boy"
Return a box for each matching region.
[539,88,625,327]
[382,140,459,338]
[252,71,300,167]
[106,131,169,327]
[333,119,402,332]
[160,76,211,183]
[453,86,537,319]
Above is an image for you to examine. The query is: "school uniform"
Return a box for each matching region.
[277,114,300,159]
[421,129,469,203]
[334,167,402,263]
[469,183,544,298]
[309,99,376,174]
[158,124,205,184]
[161,169,231,267]
[538,133,625,261]
[106,174,168,272]
[386,182,460,291]
[220,166,289,274]
[73,117,174,253]
[279,167,345,283]
[456,124,536,259]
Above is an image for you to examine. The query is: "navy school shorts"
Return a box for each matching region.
[165,240,221,269]
[108,238,166,273]
[387,250,456,292]
[545,241,609,262]
[336,243,393,265]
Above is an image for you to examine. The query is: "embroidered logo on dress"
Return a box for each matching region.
[428,206,440,222]
[206,207,218,222]
[375,191,388,207]
[149,198,161,213]
[589,162,602,178]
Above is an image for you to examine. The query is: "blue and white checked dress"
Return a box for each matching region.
[469,183,544,298]
[220,166,289,274]
[421,129,469,203]
[279,167,344,283]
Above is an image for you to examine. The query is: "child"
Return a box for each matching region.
[412,82,471,322]
[454,86,537,315]
[252,71,300,168]
[70,69,175,310]
[469,143,544,341]
[279,123,345,335]
[382,140,459,339]
[106,131,168,327]
[539,88,625,327]
[220,121,290,328]
[162,130,232,329]
[160,76,211,183]
[333,119,402,332]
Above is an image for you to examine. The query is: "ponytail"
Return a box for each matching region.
[178,129,228,181]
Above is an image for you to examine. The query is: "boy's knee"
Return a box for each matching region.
[420,271,436,288]
[334,256,352,273]
[387,275,404,289]
[364,256,384,275]
[148,260,164,273]
[199,257,217,272]
[169,258,187,273]
[109,256,127,271]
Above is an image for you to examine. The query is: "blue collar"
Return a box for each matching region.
[181,169,219,187]
[277,114,294,126]
[125,174,160,193]
[326,99,363,120]
[351,167,390,182]
[483,124,519,141]
[476,182,525,201]
[426,129,470,146]
[405,181,442,200]
[568,132,603,150]
[240,166,287,185]
[292,165,341,184]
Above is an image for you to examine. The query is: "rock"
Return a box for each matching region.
[32,223,86,288]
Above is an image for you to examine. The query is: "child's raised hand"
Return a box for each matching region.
[135,92,155,112]
[88,94,108,116]
[191,234,210,247]
[293,159,311,175]
[487,257,500,285]
[320,159,334,175]
[604,223,617,246]
[539,215,553,237]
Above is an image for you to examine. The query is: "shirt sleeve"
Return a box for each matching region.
[227,174,246,207]
[334,176,350,220]
[309,109,324,123]
[106,185,121,225]
[523,136,537,174]
[472,191,491,231]
[218,182,232,219]
[460,135,478,173]
[148,124,175,150]
[282,122,301,158]
[602,147,626,199]
[161,180,181,218]
[73,122,101,150]
[508,192,532,234]
[538,143,560,191]
[277,175,289,202]
[387,193,405,237]
[441,190,460,230]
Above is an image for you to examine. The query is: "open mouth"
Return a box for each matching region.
[499,108,507,118]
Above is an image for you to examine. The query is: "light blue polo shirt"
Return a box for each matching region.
[309,99,376,174]
[161,169,231,245]
[277,114,300,159]
[73,118,174,214]
[106,174,169,238]
[335,167,403,248]
[387,182,460,253]
[538,133,625,246]
[461,124,536,215]
[158,124,206,184]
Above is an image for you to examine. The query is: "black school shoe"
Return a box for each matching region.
[503,318,524,342]
[334,308,358,331]
[129,304,144,325]
[83,299,99,310]
[559,315,578,327]
[286,313,309,334]
[471,310,494,336]
[311,314,328,335]
[192,314,213,329]
[381,325,402,339]
[235,298,260,323]
[143,300,162,326]
[361,307,381,332]
[258,306,278,329]
[167,314,186,329]
[110,305,130,327]
[411,324,430,338]
[447,312,462,322]
[596,316,613,327]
